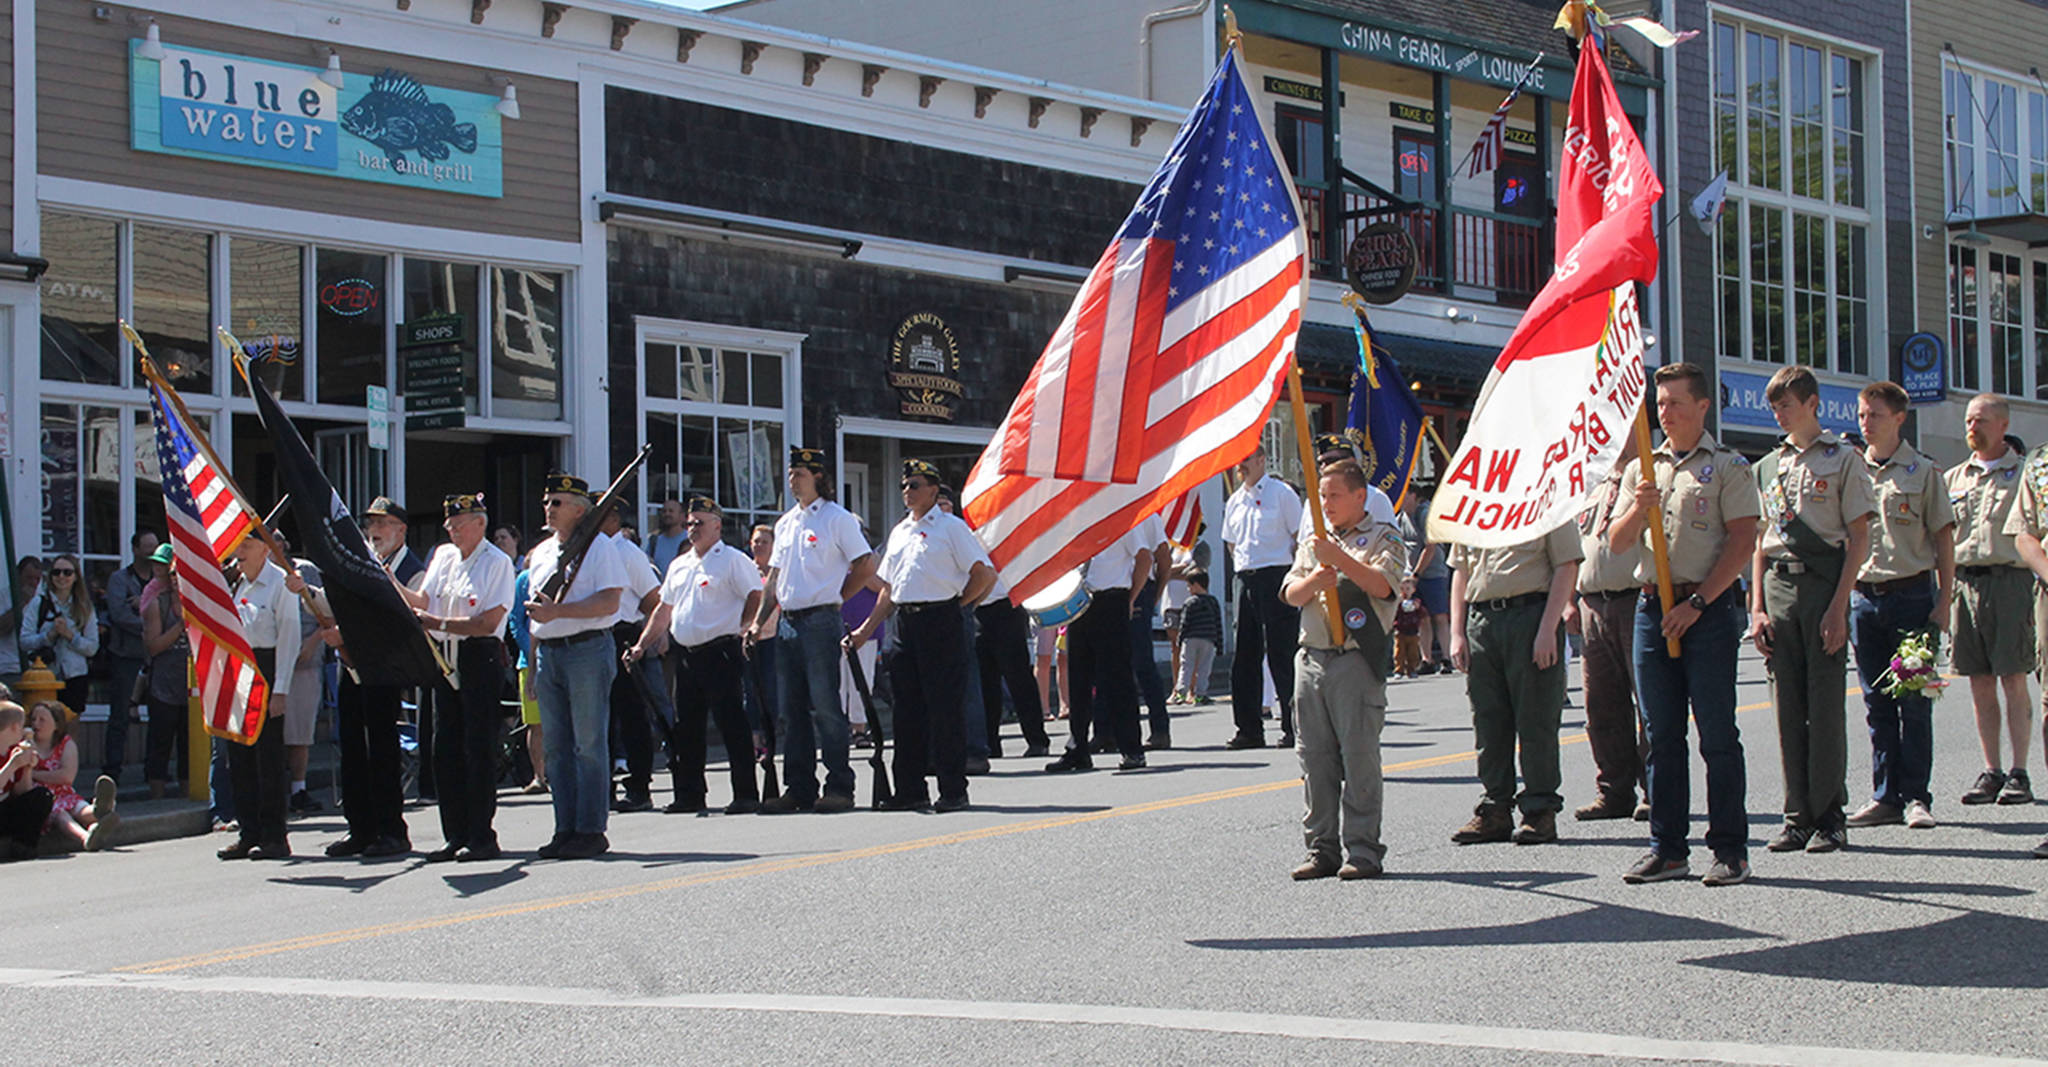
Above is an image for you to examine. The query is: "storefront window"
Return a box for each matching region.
[40,212,120,385]
[131,225,214,393]
[641,330,793,538]
[405,258,481,415]
[40,404,121,562]
[492,267,564,420]
[231,238,306,400]
[316,249,389,406]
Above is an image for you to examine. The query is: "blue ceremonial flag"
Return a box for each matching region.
[1342,316,1427,510]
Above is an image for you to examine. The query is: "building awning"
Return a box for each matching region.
[1296,322,1497,392]
[1949,214,2048,247]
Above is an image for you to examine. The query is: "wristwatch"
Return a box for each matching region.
[1686,592,1708,611]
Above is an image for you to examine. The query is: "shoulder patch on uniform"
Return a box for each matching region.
[1343,607,1368,630]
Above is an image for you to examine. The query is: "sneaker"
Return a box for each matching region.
[1701,855,1751,886]
[1116,754,1147,771]
[1451,804,1514,844]
[1998,769,2034,805]
[1904,800,1937,829]
[1622,851,1690,883]
[1846,800,1903,827]
[1806,826,1847,853]
[1766,825,1812,852]
[1962,769,2007,805]
[1192,695,1212,705]
[1511,810,1558,845]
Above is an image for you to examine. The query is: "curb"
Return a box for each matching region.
[36,798,212,857]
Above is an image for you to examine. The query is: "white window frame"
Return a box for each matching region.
[1943,58,2048,221]
[1707,10,1882,376]
[634,316,806,535]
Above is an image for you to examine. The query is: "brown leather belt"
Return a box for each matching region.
[1854,572,1930,598]
[1641,582,1701,602]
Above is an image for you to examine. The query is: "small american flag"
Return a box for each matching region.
[1466,53,1543,179]
[964,50,1306,601]
[1161,489,1204,550]
[149,383,270,743]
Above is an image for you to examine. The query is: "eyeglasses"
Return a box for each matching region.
[542,499,568,509]
[684,519,707,528]
[50,568,76,576]
[901,481,929,491]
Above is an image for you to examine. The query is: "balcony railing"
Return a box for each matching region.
[1300,184,1547,308]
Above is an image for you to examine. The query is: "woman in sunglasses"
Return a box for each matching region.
[18,553,99,712]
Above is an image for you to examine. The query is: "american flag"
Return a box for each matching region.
[1161,488,1204,550]
[149,383,270,743]
[1465,54,1542,179]
[963,50,1306,601]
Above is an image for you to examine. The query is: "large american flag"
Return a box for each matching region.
[149,383,270,743]
[963,50,1306,601]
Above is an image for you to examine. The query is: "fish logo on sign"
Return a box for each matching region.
[342,70,479,167]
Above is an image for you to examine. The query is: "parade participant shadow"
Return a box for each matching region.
[270,869,412,894]
[608,849,759,869]
[1380,740,1433,748]
[968,803,1112,815]
[1190,900,1767,952]
[1122,760,1267,774]
[1383,774,1476,785]
[442,866,529,897]
[1939,819,2048,837]
[1684,910,2048,987]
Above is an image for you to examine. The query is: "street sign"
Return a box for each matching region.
[1899,332,1945,405]
[407,409,467,431]
[366,386,389,451]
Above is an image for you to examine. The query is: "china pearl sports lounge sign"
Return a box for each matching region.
[129,42,505,198]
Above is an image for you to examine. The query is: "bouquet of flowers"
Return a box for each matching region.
[1877,630,1947,699]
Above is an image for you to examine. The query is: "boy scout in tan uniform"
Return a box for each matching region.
[1448,524,1581,846]
[1573,453,1647,821]
[1750,366,1874,854]
[1846,382,1954,832]
[2002,440,2048,859]
[1949,393,2037,808]
[1282,462,1408,881]
[1609,362,1758,886]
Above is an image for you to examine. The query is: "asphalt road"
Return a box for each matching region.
[9,647,2047,1065]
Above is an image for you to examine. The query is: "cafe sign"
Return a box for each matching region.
[130,42,504,198]
[888,313,964,422]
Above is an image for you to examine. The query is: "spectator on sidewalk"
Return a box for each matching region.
[1176,572,1222,704]
[104,531,160,785]
[0,702,54,862]
[0,558,43,690]
[18,553,99,713]
[139,544,189,799]
[27,700,119,851]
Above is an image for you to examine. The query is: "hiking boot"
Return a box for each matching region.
[1290,853,1339,880]
[1846,800,1903,827]
[1451,804,1513,844]
[1622,851,1689,884]
[1904,800,1937,829]
[1574,795,1636,821]
[1766,824,1812,852]
[1701,855,1751,886]
[1961,769,2007,805]
[1511,809,1558,845]
[1337,858,1383,880]
[1998,769,2034,805]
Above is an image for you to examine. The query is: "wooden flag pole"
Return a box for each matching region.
[1630,401,1681,657]
[1285,361,1347,647]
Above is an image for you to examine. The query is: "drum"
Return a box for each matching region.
[1023,569,1092,628]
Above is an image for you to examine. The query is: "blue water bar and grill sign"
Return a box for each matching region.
[130,42,504,198]
[1719,367,1860,438]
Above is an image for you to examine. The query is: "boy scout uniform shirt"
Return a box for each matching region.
[1757,432,1877,560]
[1576,464,1644,594]
[1616,434,1760,586]
[1286,521,1409,650]
[1952,449,2027,565]
[1859,441,1955,582]
[2000,445,2048,543]
[1450,524,1583,603]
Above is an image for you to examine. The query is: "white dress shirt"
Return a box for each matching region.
[1084,525,1152,592]
[234,560,301,696]
[878,508,985,604]
[1223,474,1303,570]
[769,498,871,610]
[661,540,759,647]
[420,541,516,638]
[526,532,627,640]
[608,530,661,625]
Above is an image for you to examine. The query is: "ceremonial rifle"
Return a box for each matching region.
[844,636,892,809]
[536,443,655,604]
[757,678,781,802]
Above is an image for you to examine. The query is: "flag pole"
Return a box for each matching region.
[1285,362,1347,648]
[1630,401,1680,657]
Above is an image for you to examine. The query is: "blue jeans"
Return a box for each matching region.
[779,607,854,802]
[960,606,989,758]
[209,737,235,823]
[534,631,617,837]
[1849,582,1936,808]
[1634,587,1748,862]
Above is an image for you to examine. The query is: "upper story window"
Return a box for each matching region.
[1944,63,2048,220]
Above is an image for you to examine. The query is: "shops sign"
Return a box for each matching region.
[131,43,504,198]
[888,313,964,422]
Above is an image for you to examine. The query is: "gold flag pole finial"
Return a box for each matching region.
[217,325,253,387]
[1223,5,1242,53]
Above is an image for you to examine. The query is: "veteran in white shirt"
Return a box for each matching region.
[1221,447,1304,751]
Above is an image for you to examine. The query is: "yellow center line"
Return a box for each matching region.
[121,692,1797,974]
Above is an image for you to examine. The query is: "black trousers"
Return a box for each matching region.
[336,675,409,843]
[1067,588,1143,759]
[144,698,189,785]
[976,599,1049,755]
[671,635,759,806]
[611,622,658,796]
[432,638,506,849]
[0,786,54,853]
[1232,565,1299,741]
[228,648,289,847]
[889,603,970,802]
[1130,580,1169,734]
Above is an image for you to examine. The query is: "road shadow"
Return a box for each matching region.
[967,803,1112,815]
[442,865,530,896]
[606,849,760,869]
[270,867,415,893]
[1190,899,1769,952]
[1684,910,2048,987]
[1380,740,1433,749]
[1122,761,1269,774]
